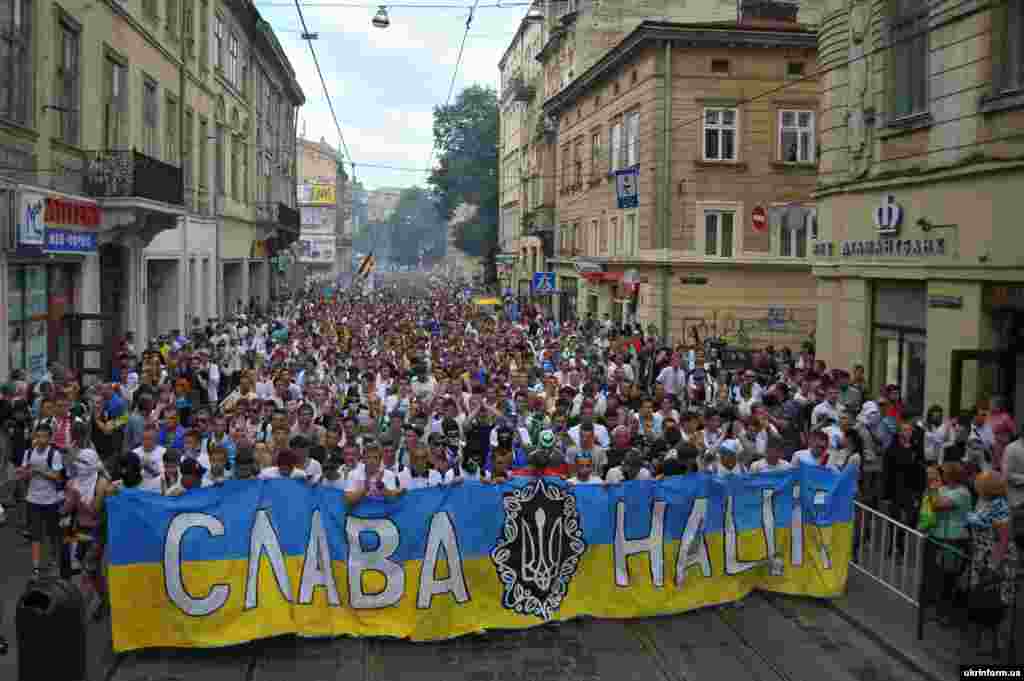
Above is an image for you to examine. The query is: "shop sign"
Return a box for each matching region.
[813,238,945,258]
[17,192,45,247]
[928,295,963,309]
[874,195,903,235]
[18,192,100,253]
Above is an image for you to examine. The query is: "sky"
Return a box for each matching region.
[254,1,528,190]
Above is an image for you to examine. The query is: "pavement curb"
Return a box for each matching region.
[824,599,948,681]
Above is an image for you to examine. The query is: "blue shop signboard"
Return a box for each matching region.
[18,192,100,255]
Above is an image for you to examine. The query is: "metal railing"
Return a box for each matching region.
[851,500,927,608]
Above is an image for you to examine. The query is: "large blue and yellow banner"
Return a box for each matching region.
[107,466,856,651]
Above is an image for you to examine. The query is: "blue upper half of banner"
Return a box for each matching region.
[108,466,856,568]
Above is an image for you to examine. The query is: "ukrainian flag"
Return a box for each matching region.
[357,253,375,278]
[106,466,855,652]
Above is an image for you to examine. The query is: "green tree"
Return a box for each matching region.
[382,186,446,266]
[428,85,498,260]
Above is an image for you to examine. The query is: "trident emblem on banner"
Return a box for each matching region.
[491,479,586,620]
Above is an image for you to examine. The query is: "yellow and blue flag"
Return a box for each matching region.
[106,466,855,651]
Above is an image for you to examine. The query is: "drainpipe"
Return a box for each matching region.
[180,25,189,331]
[660,39,672,344]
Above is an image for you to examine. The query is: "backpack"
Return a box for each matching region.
[38,447,67,492]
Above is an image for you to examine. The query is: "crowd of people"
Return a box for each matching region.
[0,273,1020,640]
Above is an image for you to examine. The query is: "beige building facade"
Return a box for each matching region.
[814,0,1024,417]
[544,18,820,350]
[0,0,301,381]
[296,136,351,277]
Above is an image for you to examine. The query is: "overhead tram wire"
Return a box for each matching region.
[424,0,483,177]
[272,0,1002,180]
[291,0,357,178]
[259,1,527,7]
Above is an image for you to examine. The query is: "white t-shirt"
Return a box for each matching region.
[302,458,323,485]
[398,468,440,490]
[345,467,399,494]
[657,366,687,395]
[605,467,653,484]
[321,476,348,491]
[792,449,822,467]
[25,448,64,506]
[258,467,308,480]
[749,458,792,473]
[135,445,166,494]
[568,475,603,485]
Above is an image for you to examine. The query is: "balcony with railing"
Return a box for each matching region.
[255,201,301,232]
[84,149,185,206]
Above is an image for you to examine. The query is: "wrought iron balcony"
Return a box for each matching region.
[84,149,184,206]
[508,75,536,103]
[255,201,300,231]
[278,202,299,231]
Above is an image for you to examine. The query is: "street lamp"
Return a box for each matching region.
[372,5,390,28]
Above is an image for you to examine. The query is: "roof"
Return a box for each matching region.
[542,19,816,116]
[498,10,545,71]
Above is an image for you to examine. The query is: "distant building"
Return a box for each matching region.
[366,188,403,223]
[295,137,351,275]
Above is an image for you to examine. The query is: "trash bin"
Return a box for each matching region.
[16,578,86,681]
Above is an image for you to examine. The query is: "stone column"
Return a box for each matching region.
[124,237,147,350]
[178,255,189,334]
[240,257,250,314]
[77,253,102,376]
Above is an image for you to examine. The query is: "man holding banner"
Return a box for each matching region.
[71,272,870,658]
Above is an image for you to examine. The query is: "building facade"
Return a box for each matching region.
[296,136,351,278]
[543,17,821,350]
[0,0,301,382]
[814,0,1024,417]
[366,187,401,224]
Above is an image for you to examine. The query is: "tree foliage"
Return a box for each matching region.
[427,85,499,260]
[378,186,446,266]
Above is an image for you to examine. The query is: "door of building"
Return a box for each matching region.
[949,350,1021,418]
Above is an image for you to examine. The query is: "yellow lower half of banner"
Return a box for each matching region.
[110,523,853,651]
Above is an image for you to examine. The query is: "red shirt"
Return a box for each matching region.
[508,465,569,478]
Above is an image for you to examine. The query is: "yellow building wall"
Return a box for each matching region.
[221,218,253,260]
[668,267,817,350]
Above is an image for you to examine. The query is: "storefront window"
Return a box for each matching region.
[559,276,578,322]
[7,264,75,382]
[873,283,927,416]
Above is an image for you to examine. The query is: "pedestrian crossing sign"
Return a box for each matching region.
[531,272,556,295]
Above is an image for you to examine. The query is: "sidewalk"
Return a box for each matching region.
[0,524,115,681]
[828,568,1022,681]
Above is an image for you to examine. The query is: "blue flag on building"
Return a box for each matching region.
[615,166,639,209]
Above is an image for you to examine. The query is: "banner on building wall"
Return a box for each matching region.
[298,184,337,205]
[615,167,639,209]
[298,234,336,264]
[106,467,855,652]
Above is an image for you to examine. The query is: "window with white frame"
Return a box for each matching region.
[609,120,622,172]
[228,33,239,85]
[625,110,639,166]
[704,210,735,257]
[1000,0,1024,92]
[143,78,159,159]
[890,0,928,118]
[779,207,809,258]
[702,108,737,161]
[779,110,815,163]
[213,14,223,70]
[623,212,638,256]
[0,0,32,126]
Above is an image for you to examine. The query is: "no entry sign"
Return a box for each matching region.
[751,205,768,232]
